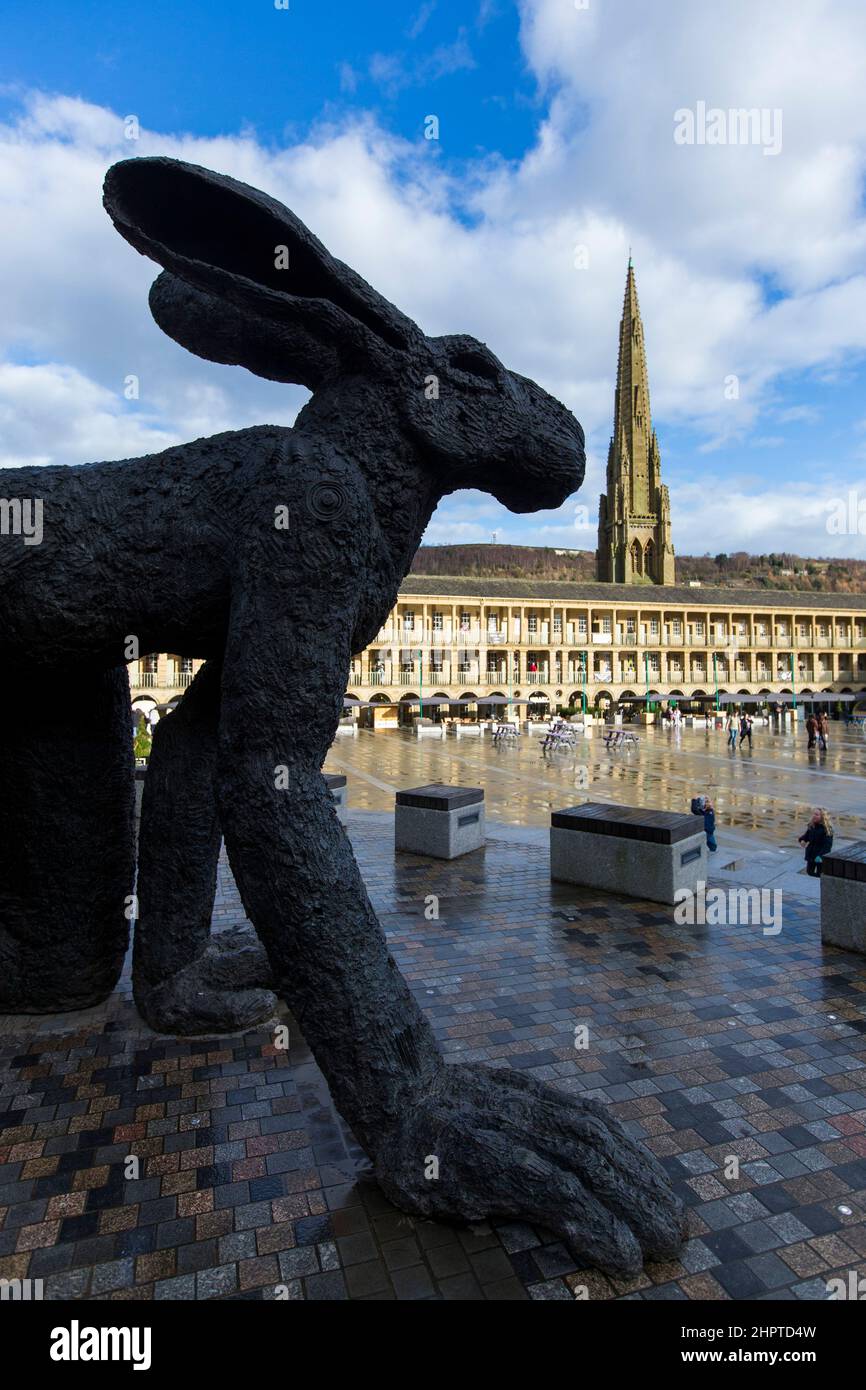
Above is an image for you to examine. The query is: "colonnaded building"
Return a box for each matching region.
[129,263,866,727]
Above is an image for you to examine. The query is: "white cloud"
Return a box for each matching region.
[407,2,437,41]
[0,363,177,469]
[337,62,359,95]
[776,405,821,425]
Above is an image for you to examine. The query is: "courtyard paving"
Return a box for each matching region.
[1,726,864,1302]
[330,720,866,852]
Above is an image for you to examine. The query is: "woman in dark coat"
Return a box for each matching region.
[798,808,833,876]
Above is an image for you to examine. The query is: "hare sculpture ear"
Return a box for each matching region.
[103,157,422,389]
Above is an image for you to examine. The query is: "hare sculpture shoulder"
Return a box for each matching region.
[0,158,684,1275]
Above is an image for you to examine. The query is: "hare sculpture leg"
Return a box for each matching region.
[208,507,686,1279]
[0,666,134,1012]
[133,659,276,1033]
[217,655,686,1277]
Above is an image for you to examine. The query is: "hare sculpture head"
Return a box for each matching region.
[103,157,585,514]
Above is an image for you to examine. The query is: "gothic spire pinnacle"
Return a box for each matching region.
[596,260,675,584]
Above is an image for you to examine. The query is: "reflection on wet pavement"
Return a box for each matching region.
[327,724,866,851]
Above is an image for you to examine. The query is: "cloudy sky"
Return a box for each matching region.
[3,0,866,557]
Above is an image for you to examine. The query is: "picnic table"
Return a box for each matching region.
[542,718,579,752]
[603,729,640,751]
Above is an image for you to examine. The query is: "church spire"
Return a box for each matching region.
[596,261,675,585]
[614,259,652,513]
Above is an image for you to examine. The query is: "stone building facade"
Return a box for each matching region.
[129,579,866,723]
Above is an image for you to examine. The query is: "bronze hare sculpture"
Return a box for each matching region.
[0,158,684,1274]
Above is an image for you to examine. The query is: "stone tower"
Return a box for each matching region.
[596,260,675,585]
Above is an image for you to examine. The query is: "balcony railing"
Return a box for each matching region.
[138,671,157,687]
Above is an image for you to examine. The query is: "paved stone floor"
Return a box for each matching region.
[1,806,865,1302]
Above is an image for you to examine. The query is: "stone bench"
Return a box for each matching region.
[821,843,866,954]
[453,722,482,738]
[415,719,445,739]
[395,783,485,859]
[334,719,358,736]
[550,802,707,905]
[324,773,348,824]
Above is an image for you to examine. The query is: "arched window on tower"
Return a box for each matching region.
[631,538,643,576]
[644,538,655,580]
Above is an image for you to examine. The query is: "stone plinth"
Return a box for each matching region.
[395,783,485,859]
[550,802,707,905]
[821,843,866,954]
[133,765,147,849]
[324,773,348,824]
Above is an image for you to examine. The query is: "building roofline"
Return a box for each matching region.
[399,575,866,611]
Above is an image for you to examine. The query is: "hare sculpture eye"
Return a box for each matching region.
[448,348,501,383]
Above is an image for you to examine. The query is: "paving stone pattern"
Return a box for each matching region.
[1,817,865,1301]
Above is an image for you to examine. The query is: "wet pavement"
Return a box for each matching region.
[327,722,866,855]
[1,791,865,1302]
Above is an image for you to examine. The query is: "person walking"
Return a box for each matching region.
[818,712,829,752]
[806,713,818,750]
[725,712,738,749]
[739,712,752,749]
[798,808,833,877]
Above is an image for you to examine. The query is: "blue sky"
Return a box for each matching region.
[2,0,866,557]
[2,1,537,164]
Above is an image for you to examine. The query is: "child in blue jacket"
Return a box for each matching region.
[691,794,717,852]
